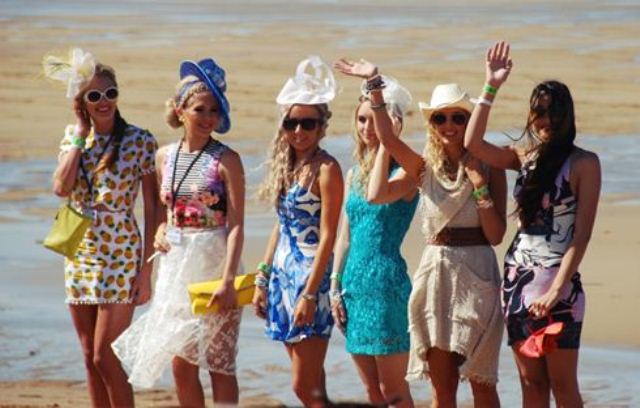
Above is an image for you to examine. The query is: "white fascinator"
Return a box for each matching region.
[276,56,337,105]
[360,75,412,117]
[43,48,96,98]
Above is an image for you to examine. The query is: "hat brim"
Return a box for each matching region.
[418,96,474,124]
[180,60,231,134]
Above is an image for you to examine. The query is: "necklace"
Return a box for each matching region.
[436,158,467,191]
[292,147,321,178]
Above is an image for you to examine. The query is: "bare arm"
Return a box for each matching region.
[529,152,601,317]
[331,169,352,290]
[294,158,344,327]
[210,149,246,311]
[153,146,170,253]
[367,142,418,204]
[464,41,521,171]
[466,160,507,246]
[252,218,281,319]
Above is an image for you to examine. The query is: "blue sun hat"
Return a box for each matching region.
[179,58,231,134]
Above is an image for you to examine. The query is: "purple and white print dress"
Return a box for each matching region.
[503,153,584,348]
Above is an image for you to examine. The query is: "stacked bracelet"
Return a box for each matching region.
[365,75,385,92]
[255,274,269,288]
[483,83,498,95]
[257,261,271,276]
[329,289,343,305]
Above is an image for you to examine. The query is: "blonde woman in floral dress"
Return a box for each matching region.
[47,49,158,407]
[113,58,245,406]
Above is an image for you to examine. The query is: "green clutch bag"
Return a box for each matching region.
[43,203,92,259]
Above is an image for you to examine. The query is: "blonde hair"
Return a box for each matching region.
[259,103,332,206]
[352,97,403,190]
[164,75,209,129]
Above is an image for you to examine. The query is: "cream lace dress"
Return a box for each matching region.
[406,163,503,385]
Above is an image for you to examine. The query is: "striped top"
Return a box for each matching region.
[160,139,228,229]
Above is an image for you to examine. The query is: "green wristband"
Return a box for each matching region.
[257,261,271,275]
[330,271,342,282]
[71,136,86,149]
[472,185,490,200]
[483,83,498,96]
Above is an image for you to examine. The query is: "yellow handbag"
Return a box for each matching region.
[43,203,92,259]
[187,273,257,315]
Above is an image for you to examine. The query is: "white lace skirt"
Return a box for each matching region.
[112,228,242,389]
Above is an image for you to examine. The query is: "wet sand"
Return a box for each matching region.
[1,0,639,406]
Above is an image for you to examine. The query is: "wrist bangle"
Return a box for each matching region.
[483,83,498,96]
[257,261,271,276]
[301,292,317,302]
[329,289,342,304]
[370,102,387,111]
[255,274,269,288]
[472,185,490,200]
[476,198,494,209]
[476,97,493,107]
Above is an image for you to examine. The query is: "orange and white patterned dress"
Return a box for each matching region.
[59,124,157,304]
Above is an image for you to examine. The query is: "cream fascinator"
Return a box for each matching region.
[360,75,412,116]
[43,48,96,98]
[276,56,337,105]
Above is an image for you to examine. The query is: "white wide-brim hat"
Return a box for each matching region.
[418,83,474,123]
[276,56,337,106]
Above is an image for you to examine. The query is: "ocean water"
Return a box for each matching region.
[0,133,639,406]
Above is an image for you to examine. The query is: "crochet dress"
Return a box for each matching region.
[503,154,584,348]
[265,163,334,343]
[112,139,242,388]
[406,163,503,385]
[341,166,418,355]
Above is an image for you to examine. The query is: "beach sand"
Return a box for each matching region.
[1,0,639,405]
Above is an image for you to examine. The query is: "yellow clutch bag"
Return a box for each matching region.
[187,273,257,315]
[43,203,92,259]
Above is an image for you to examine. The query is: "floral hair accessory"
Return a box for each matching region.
[360,75,412,116]
[42,48,96,98]
[276,56,337,106]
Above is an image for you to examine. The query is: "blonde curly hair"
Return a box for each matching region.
[259,103,332,207]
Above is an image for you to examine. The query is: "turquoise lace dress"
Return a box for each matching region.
[341,167,419,355]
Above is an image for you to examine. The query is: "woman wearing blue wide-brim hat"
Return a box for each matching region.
[113,57,246,406]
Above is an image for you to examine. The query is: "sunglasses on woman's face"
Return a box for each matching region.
[431,112,468,126]
[282,117,323,131]
[83,87,119,104]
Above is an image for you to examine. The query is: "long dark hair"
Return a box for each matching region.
[515,80,576,227]
[80,63,128,173]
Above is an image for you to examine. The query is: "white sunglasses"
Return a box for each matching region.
[83,86,119,104]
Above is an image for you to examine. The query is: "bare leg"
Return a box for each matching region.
[210,372,239,405]
[69,305,109,408]
[351,354,385,404]
[426,347,461,408]
[512,347,551,408]
[172,356,205,408]
[286,336,329,407]
[93,303,135,407]
[375,352,414,408]
[546,349,582,408]
[470,380,500,408]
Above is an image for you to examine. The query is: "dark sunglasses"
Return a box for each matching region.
[431,112,468,126]
[282,117,323,131]
[83,87,119,104]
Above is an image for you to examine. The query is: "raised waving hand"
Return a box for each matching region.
[334,58,378,80]
[486,41,513,88]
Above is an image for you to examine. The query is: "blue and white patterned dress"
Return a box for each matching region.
[265,181,333,343]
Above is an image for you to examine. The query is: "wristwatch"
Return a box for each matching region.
[301,292,317,302]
